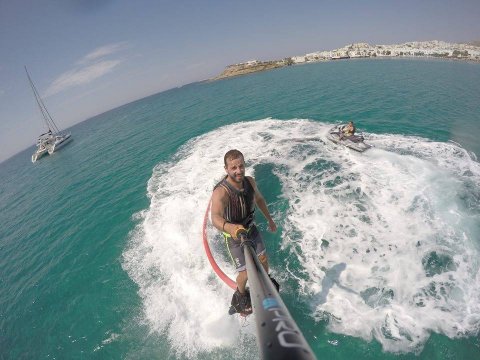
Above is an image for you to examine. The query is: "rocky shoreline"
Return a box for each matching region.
[212,60,286,80]
[212,40,480,80]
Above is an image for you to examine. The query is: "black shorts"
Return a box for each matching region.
[223,224,266,272]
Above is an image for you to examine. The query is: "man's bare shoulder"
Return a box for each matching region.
[212,183,228,201]
[245,176,257,188]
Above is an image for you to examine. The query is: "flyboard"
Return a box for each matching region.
[203,200,317,359]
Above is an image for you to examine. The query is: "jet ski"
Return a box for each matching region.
[326,124,372,152]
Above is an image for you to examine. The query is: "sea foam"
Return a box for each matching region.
[123,119,480,357]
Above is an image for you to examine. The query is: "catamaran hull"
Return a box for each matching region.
[47,133,72,155]
[31,148,48,163]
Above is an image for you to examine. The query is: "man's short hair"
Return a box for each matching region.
[224,149,244,167]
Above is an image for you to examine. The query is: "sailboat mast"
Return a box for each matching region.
[24,66,61,134]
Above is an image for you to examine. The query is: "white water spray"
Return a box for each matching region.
[123,119,480,357]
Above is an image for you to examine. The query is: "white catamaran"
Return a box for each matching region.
[26,66,72,163]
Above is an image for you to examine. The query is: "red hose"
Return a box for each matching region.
[203,200,236,290]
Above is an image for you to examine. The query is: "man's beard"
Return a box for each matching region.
[228,173,244,184]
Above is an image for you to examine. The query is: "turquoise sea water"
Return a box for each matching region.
[1,59,480,359]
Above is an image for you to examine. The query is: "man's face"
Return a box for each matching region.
[225,156,245,184]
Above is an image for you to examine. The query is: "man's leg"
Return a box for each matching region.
[258,253,280,292]
[226,235,253,314]
[236,270,248,294]
[258,253,269,273]
[230,270,251,315]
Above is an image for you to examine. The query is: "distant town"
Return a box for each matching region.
[213,40,480,80]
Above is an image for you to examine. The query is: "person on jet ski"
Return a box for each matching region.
[340,121,356,139]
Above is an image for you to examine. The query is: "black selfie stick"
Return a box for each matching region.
[238,230,317,360]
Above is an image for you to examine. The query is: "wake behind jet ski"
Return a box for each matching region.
[327,121,372,152]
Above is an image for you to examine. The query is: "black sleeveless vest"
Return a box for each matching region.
[215,176,255,227]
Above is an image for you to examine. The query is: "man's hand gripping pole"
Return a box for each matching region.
[235,227,255,249]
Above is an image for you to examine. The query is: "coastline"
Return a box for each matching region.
[212,40,480,80]
[211,60,286,81]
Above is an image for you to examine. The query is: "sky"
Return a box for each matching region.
[1,0,479,162]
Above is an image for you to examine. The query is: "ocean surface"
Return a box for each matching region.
[1,58,479,359]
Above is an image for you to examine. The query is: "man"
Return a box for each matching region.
[211,149,278,315]
[340,121,356,139]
